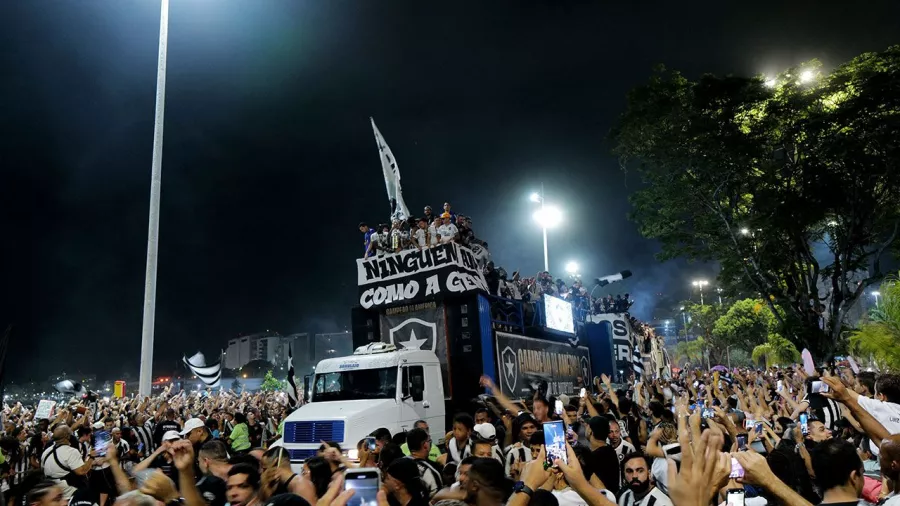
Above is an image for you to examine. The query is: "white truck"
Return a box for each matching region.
[281,343,446,469]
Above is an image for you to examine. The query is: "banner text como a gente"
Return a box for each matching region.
[357,243,488,309]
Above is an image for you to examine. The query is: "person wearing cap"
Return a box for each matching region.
[133,430,182,489]
[181,418,210,480]
[152,409,181,449]
[358,222,376,258]
[471,423,504,465]
[442,202,458,224]
[437,213,459,244]
[384,457,430,506]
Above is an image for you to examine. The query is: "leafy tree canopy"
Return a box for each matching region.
[850,273,900,370]
[260,370,283,392]
[613,47,900,358]
[713,298,782,353]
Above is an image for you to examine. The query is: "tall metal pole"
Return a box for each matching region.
[139,0,170,397]
[699,286,704,306]
[541,183,548,272]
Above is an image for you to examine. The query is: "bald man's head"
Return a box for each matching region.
[879,435,900,479]
[52,425,72,443]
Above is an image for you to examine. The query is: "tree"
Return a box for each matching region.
[683,302,727,363]
[752,335,801,367]
[230,378,243,392]
[673,337,708,367]
[850,274,900,370]
[260,371,283,392]
[713,298,782,353]
[613,47,900,359]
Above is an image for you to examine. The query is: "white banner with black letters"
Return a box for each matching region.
[495,332,592,400]
[357,242,488,309]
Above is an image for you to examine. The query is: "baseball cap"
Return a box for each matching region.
[473,423,497,442]
[180,418,205,435]
[92,422,105,430]
[441,212,451,218]
[162,430,181,442]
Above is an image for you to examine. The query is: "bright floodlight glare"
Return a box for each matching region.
[764,77,777,88]
[533,206,562,228]
[565,261,579,274]
[872,291,881,297]
[529,192,542,203]
[740,227,750,235]
[827,220,838,226]
[692,280,709,287]
[800,70,815,83]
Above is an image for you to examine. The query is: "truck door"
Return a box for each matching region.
[422,363,445,443]
[398,364,427,433]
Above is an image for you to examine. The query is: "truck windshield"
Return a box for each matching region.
[312,367,398,401]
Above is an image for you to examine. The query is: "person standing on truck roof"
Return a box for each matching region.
[400,421,440,462]
[446,414,475,465]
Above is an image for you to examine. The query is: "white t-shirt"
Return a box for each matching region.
[41,444,84,499]
[428,225,439,246]
[413,228,427,248]
[437,223,458,243]
[882,493,900,505]
[857,395,900,455]
[553,488,616,506]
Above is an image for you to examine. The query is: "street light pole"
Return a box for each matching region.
[139,0,170,397]
[873,291,881,308]
[541,183,548,272]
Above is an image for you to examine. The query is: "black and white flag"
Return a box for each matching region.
[632,345,643,379]
[286,345,299,407]
[371,118,411,222]
[183,352,221,388]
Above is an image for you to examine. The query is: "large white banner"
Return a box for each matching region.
[356,243,488,309]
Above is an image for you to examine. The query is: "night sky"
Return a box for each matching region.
[3,0,899,381]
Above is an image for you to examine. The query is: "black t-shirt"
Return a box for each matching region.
[69,488,100,506]
[152,420,181,446]
[150,455,180,489]
[588,445,621,497]
[247,423,264,448]
[196,475,227,506]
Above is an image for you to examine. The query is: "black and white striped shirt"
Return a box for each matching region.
[801,393,841,432]
[133,425,154,456]
[504,444,533,478]
[618,487,673,506]
[413,458,443,499]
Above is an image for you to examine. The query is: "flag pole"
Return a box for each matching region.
[139,0,169,397]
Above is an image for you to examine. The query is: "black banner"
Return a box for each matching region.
[495,332,592,399]
[380,302,451,398]
[357,243,488,309]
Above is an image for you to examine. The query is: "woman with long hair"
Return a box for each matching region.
[302,456,333,500]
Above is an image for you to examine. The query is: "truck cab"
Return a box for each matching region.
[282,343,445,470]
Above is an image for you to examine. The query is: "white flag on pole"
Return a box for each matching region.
[371,118,411,222]
[183,352,222,388]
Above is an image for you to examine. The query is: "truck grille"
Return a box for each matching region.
[283,421,345,443]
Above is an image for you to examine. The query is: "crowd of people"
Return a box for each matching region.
[358,202,489,261]
[5,360,900,506]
